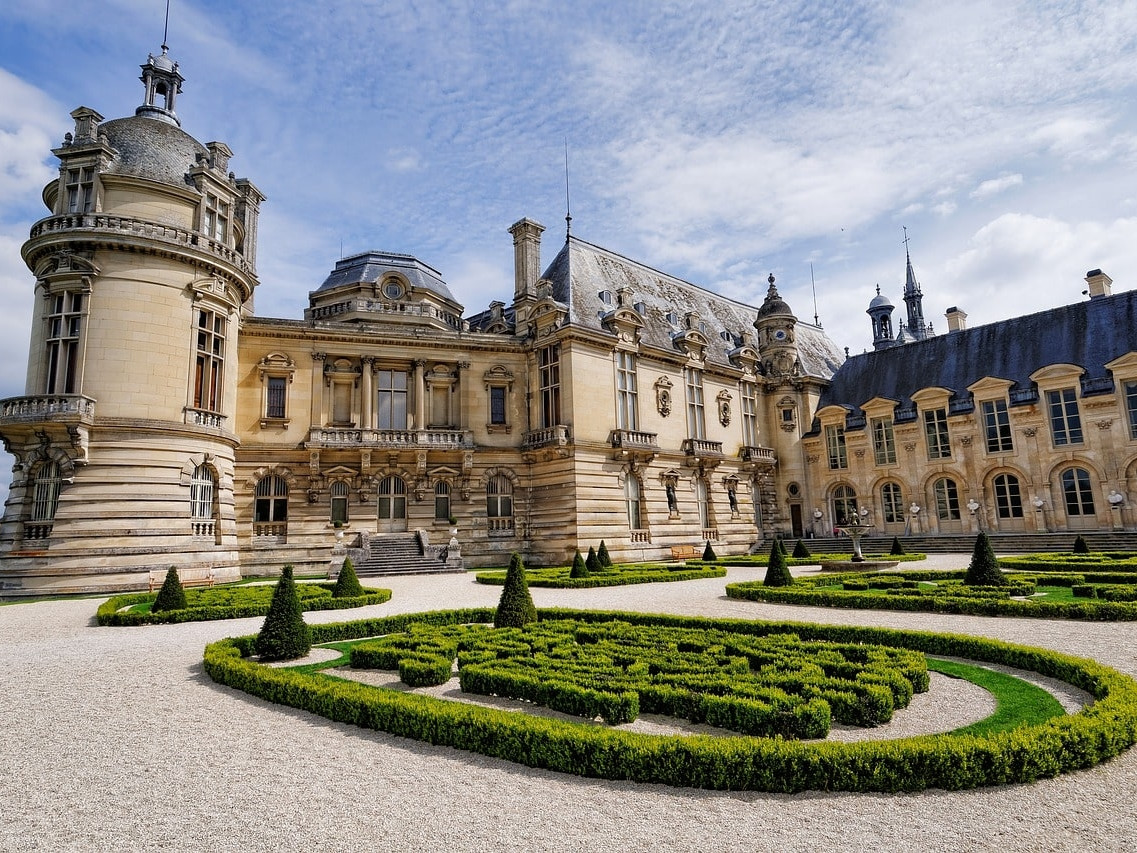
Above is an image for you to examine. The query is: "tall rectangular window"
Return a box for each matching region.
[981,399,1013,453]
[489,386,507,425]
[825,424,847,470]
[376,370,408,429]
[204,193,229,241]
[45,292,83,394]
[685,368,705,439]
[1048,388,1083,445]
[741,382,759,446]
[615,351,638,430]
[266,376,286,419]
[66,167,94,214]
[193,308,225,412]
[923,408,951,459]
[1127,382,1137,441]
[871,416,896,465]
[538,345,561,429]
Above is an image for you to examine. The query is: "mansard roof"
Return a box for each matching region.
[818,288,1137,417]
[312,251,459,305]
[540,237,844,378]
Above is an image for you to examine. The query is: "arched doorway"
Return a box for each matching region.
[830,484,857,532]
[377,475,407,532]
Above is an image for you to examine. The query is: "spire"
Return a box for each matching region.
[900,227,930,341]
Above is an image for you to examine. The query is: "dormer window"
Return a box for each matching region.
[598,290,613,305]
[204,193,228,241]
[66,168,94,214]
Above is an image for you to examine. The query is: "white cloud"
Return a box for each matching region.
[970,174,1023,200]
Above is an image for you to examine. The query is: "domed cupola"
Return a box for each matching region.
[867,285,897,350]
[136,43,184,127]
[753,274,801,378]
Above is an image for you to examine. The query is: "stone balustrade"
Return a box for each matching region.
[306,427,474,449]
[0,394,96,424]
[522,424,571,450]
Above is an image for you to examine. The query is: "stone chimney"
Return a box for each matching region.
[945,306,967,333]
[509,218,545,301]
[1086,269,1112,299]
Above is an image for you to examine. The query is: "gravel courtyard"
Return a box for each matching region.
[3,555,1136,852]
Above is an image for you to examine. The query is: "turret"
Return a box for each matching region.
[754,274,800,378]
[867,285,896,350]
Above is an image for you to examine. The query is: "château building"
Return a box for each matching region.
[1,47,1135,596]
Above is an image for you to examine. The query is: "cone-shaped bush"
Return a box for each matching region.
[331,556,364,598]
[1073,535,1090,555]
[890,536,906,556]
[151,566,187,613]
[570,550,589,578]
[792,538,811,559]
[585,546,600,574]
[777,537,789,556]
[763,540,794,587]
[703,540,718,561]
[255,565,312,661]
[494,552,537,628]
[597,540,612,568]
[964,532,1006,586]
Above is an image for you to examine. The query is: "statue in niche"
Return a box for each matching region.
[666,483,678,513]
[728,487,738,513]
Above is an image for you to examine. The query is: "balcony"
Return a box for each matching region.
[522,424,571,450]
[0,394,96,426]
[610,429,659,452]
[740,445,777,467]
[184,407,227,429]
[682,438,724,461]
[306,428,475,449]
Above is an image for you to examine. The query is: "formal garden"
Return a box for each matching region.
[475,541,726,588]
[201,548,1137,792]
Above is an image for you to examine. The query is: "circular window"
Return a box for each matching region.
[383,281,404,299]
[787,482,801,497]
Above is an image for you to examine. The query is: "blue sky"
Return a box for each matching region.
[1,0,1136,501]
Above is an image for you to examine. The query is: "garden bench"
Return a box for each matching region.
[669,544,700,561]
[148,568,216,592]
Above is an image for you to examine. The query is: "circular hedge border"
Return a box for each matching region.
[203,607,1137,792]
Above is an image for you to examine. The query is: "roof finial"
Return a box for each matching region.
[810,262,820,327]
[162,0,171,53]
[564,138,572,242]
[902,225,911,261]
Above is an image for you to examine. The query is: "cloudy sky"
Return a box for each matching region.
[0,0,1136,499]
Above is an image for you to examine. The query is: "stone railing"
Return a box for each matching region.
[740,445,777,465]
[306,428,474,449]
[630,529,651,544]
[702,528,719,541]
[682,438,724,458]
[24,522,53,541]
[610,429,659,451]
[29,213,255,277]
[191,520,215,538]
[522,424,571,450]
[184,408,226,429]
[487,517,514,535]
[252,522,288,540]
[307,298,461,330]
[0,394,96,424]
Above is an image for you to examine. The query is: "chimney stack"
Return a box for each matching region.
[1085,269,1112,299]
[945,306,967,333]
[509,219,545,302]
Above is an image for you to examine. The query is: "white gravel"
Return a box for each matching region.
[2,554,1136,852]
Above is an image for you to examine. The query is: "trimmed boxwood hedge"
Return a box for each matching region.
[689,553,927,568]
[203,606,1137,792]
[96,582,392,626]
[476,563,727,588]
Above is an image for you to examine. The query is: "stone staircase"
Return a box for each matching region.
[351,532,458,576]
[782,531,1137,555]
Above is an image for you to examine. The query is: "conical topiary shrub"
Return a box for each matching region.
[331,556,364,598]
[890,536,906,556]
[763,540,794,587]
[151,566,187,613]
[495,552,537,628]
[792,539,811,559]
[586,546,601,574]
[597,540,612,568]
[570,550,589,578]
[1073,535,1090,554]
[778,537,789,557]
[255,565,312,661]
[964,532,1006,586]
[702,540,718,561]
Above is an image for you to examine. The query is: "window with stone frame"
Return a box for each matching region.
[45,291,84,395]
[923,408,951,459]
[993,473,1024,518]
[685,368,706,439]
[881,482,904,523]
[825,424,847,470]
[190,464,216,520]
[330,480,350,524]
[871,416,896,465]
[31,460,63,523]
[615,350,639,431]
[254,475,289,523]
[376,369,408,429]
[934,477,961,521]
[625,475,643,530]
[538,345,561,429]
[1047,388,1083,446]
[1126,382,1137,441]
[203,192,229,241]
[434,481,452,521]
[741,382,759,446]
[486,475,514,531]
[193,308,226,412]
[65,167,94,214]
[1061,467,1095,516]
[981,399,1014,453]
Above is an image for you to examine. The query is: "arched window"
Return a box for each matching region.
[881,482,904,523]
[254,475,289,523]
[993,473,1024,518]
[831,485,857,527]
[190,464,215,520]
[1061,468,1095,516]
[31,461,62,523]
[434,481,451,521]
[377,475,406,521]
[933,478,960,521]
[625,476,643,529]
[330,480,349,524]
[487,476,513,531]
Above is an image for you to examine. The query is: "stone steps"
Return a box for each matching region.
[352,533,459,576]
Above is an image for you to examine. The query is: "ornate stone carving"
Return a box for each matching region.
[655,376,673,417]
[716,390,732,426]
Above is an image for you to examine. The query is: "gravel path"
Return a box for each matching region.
[3,555,1136,852]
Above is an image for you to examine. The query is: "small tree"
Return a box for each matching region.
[763,540,794,587]
[890,536,906,556]
[778,537,789,557]
[702,540,718,561]
[151,566,187,613]
[495,552,537,628]
[792,538,811,559]
[331,556,364,598]
[1073,535,1090,555]
[964,532,1006,586]
[255,565,312,661]
[586,546,601,574]
[597,540,613,568]
[570,550,589,578]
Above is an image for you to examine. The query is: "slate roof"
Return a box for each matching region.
[539,237,845,379]
[99,116,207,189]
[817,288,1137,424]
[312,251,459,305]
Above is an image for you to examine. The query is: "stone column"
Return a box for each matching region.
[311,352,326,427]
[413,359,426,431]
[361,357,374,429]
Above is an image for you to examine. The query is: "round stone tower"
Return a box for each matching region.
[0,45,264,595]
[753,274,801,378]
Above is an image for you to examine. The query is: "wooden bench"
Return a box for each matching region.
[148,569,217,592]
[669,544,700,561]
